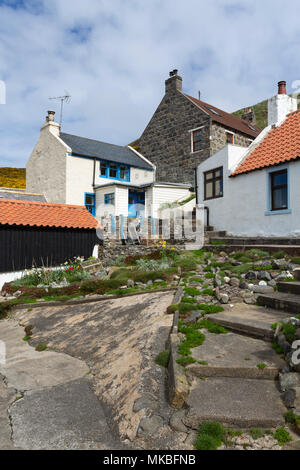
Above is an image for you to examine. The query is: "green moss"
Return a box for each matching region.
[198,304,224,315]
[188,277,204,284]
[202,288,215,296]
[194,433,221,450]
[209,241,227,246]
[198,361,208,365]
[205,272,214,279]
[184,287,202,297]
[194,421,226,450]
[174,257,198,272]
[285,411,297,424]
[272,343,284,355]
[155,350,170,368]
[35,344,47,352]
[176,356,196,367]
[291,257,300,265]
[282,322,297,343]
[257,363,267,370]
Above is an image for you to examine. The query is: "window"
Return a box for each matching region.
[85,193,95,216]
[100,161,107,176]
[100,161,130,181]
[205,106,221,117]
[226,132,234,144]
[271,169,288,211]
[192,129,202,152]
[104,193,115,205]
[204,167,223,200]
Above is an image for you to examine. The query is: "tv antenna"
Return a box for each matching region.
[49,91,71,127]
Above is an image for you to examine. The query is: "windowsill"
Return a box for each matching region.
[204,195,224,201]
[265,209,291,216]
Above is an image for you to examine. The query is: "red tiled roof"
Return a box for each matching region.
[0,199,98,229]
[185,94,262,138]
[232,110,300,176]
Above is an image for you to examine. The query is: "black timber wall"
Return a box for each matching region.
[0,224,98,273]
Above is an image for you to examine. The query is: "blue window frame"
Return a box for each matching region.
[100,160,130,182]
[104,193,115,205]
[84,193,95,216]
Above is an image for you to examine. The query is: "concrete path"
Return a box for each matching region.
[0,318,123,449]
[2,291,180,449]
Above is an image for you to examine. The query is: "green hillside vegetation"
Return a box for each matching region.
[233,95,300,131]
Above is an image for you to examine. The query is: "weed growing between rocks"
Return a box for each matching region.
[155,350,171,368]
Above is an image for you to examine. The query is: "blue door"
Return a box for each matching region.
[128,190,145,217]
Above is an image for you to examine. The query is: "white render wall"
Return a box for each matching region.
[152,185,191,219]
[197,145,300,237]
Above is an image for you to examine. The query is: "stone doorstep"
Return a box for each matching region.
[207,315,275,341]
[277,281,300,296]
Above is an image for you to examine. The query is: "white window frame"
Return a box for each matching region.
[189,125,205,153]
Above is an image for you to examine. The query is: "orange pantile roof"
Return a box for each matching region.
[232,110,300,176]
[0,199,98,229]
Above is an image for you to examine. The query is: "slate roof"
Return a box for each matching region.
[232,110,300,176]
[0,189,46,203]
[185,95,262,138]
[60,133,154,170]
[0,199,98,229]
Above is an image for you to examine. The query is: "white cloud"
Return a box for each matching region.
[0,0,300,167]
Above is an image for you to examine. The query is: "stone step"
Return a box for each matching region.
[257,292,300,315]
[207,304,288,340]
[186,331,285,380]
[204,244,300,256]
[277,281,300,296]
[184,376,286,429]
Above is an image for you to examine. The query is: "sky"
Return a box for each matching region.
[1,0,300,167]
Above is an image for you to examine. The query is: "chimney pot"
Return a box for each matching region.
[278,81,287,95]
[165,69,182,94]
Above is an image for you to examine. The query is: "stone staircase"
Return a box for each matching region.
[182,301,291,429]
[257,281,300,315]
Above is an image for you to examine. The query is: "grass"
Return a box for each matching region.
[272,343,284,355]
[174,257,198,272]
[249,428,264,440]
[202,288,215,296]
[184,287,202,297]
[177,323,206,357]
[209,241,227,246]
[282,322,297,343]
[35,344,47,352]
[256,363,267,370]
[197,304,224,315]
[205,272,214,279]
[194,421,226,450]
[274,428,292,446]
[155,350,170,368]
[291,257,300,265]
[285,410,297,425]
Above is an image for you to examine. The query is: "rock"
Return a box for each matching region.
[133,393,158,413]
[279,373,300,392]
[137,415,164,436]
[230,278,240,287]
[295,329,300,340]
[244,296,256,305]
[154,279,164,284]
[257,271,272,281]
[293,387,300,412]
[214,276,222,288]
[147,280,153,287]
[272,259,288,270]
[224,277,230,284]
[127,279,134,288]
[268,279,277,287]
[239,281,249,290]
[169,410,188,433]
[220,294,229,304]
[282,389,296,408]
[245,271,257,281]
[12,290,22,298]
[184,431,198,448]
[258,280,267,286]
[252,285,274,294]
[183,310,202,324]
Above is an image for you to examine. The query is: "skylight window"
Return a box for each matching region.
[244,123,257,132]
[205,106,221,117]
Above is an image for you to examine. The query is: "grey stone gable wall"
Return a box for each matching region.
[138,91,211,184]
[138,89,253,185]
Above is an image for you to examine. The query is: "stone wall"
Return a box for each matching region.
[138,89,211,185]
[210,123,252,156]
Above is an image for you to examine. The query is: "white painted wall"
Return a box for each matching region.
[268,94,297,127]
[152,185,191,219]
[115,186,129,217]
[66,155,95,205]
[95,185,117,218]
[197,145,300,237]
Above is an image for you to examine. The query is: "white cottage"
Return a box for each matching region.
[26,111,191,220]
[197,81,300,237]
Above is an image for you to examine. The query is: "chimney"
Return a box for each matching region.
[41,110,60,137]
[268,81,297,127]
[242,106,256,125]
[165,69,182,94]
[278,81,287,95]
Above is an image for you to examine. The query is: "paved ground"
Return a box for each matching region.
[0,291,181,450]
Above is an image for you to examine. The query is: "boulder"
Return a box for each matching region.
[220,293,229,304]
[293,268,300,281]
[245,271,257,281]
[257,271,272,281]
[230,278,240,287]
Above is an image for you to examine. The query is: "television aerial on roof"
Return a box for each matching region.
[48,91,71,127]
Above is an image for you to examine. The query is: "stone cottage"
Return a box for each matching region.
[137,70,261,184]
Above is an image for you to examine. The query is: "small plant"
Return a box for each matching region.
[205,272,214,279]
[285,411,296,425]
[184,287,202,297]
[274,428,292,446]
[291,257,300,265]
[194,421,226,450]
[244,357,251,361]
[198,361,208,365]
[249,428,264,440]
[202,288,215,296]
[177,356,196,367]
[155,350,170,368]
[257,363,267,370]
[198,304,224,315]
[272,343,284,355]
[35,344,47,352]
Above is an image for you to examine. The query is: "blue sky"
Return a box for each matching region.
[0,0,300,167]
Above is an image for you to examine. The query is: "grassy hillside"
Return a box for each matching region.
[0,168,26,189]
[233,95,300,130]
